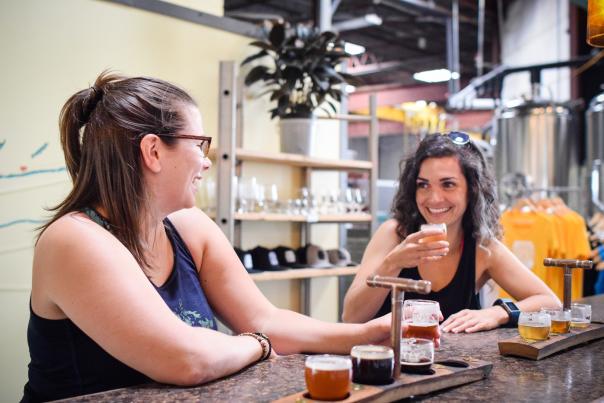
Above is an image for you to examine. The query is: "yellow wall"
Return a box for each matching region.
[0,1,342,400]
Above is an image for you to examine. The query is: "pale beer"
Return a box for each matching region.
[518,324,550,342]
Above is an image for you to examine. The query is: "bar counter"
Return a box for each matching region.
[62,295,604,402]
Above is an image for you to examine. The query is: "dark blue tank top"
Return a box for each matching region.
[375,230,481,320]
[22,213,216,402]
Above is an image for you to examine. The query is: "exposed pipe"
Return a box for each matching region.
[451,0,461,94]
[477,0,485,76]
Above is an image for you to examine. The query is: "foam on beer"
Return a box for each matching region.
[350,345,394,360]
[305,356,352,371]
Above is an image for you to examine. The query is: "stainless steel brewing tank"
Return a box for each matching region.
[586,92,604,214]
[492,99,581,210]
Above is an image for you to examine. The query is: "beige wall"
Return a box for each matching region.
[0,1,342,400]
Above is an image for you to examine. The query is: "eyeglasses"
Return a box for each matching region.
[446,131,470,146]
[156,133,212,157]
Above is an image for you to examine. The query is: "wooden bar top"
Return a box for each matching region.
[59,295,604,402]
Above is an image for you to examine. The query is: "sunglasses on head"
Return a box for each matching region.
[154,133,212,157]
[446,131,471,146]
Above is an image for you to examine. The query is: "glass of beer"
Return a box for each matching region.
[419,223,447,244]
[304,355,352,401]
[518,311,551,342]
[402,299,440,345]
[400,338,434,374]
[570,303,592,328]
[587,0,604,47]
[350,345,394,385]
[540,308,571,334]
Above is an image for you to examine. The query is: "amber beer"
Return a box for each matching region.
[402,299,440,345]
[540,308,571,335]
[351,345,394,385]
[551,319,571,334]
[419,223,447,244]
[304,355,352,401]
[402,323,439,341]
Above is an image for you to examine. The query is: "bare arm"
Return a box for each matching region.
[441,239,561,333]
[33,213,264,386]
[342,219,449,323]
[172,209,392,355]
[487,239,561,312]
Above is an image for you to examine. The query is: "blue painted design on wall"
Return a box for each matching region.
[0,167,66,179]
[0,140,5,150]
[31,143,48,158]
[0,219,45,229]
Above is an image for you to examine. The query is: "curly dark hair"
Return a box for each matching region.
[391,133,501,245]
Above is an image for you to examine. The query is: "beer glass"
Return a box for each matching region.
[518,311,551,342]
[587,0,604,47]
[570,303,592,328]
[350,345,394,385]
[402,299,440,345]
[400,338,434,374]
[540,308,571,334]
[304,355,352,401]
[419,223,447,244]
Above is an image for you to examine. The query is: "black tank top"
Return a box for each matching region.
[22,210,216,402]
[375,230,481,320]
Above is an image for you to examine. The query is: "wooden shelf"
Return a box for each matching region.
[234,212,372,222]
[316,113,371,122]
[250,266,358,281]
[235,148,373,171]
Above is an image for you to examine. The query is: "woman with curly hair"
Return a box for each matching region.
[343,133,559,333]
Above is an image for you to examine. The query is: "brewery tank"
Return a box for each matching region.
[586,91,604,214]
[492,98,581,211]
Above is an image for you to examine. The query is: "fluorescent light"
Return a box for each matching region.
[344,42,366,56]
[345,85,356,93]
[413,69,460,83]
[333,14,382,32]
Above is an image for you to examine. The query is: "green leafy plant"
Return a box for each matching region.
[241,22,359,119]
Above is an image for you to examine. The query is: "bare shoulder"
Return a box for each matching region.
[166,208,226,268]
[167,208,219,244]
[37,212,125,258]
[476,238,513,269]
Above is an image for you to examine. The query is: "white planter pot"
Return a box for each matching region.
[279,117,316,156]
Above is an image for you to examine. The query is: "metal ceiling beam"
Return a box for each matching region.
[333,13,382,32]
[379,0,477,25]
[102,0,264,38]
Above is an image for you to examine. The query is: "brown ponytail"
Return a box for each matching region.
[40,71,197,270]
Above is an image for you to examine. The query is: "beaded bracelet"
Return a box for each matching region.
[238,332,272,362]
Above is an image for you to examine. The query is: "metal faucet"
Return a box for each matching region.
[543,258,593,310]
[366,275,431,378]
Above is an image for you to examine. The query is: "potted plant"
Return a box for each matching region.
[241,22,359,155]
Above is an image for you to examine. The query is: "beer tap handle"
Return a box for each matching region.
[543,258,594,269]
[366,275,432,294]
[543,258,594,310]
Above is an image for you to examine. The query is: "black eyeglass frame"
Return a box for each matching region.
[155,133,212,156]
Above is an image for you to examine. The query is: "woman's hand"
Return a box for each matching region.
[441,307,507,333]
[385,229,449,269]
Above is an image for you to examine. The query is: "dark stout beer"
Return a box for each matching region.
[351,345,394,385]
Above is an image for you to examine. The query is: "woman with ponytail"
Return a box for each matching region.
[22,72,392,402]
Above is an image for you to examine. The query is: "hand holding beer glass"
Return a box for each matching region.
[419,223,447,244]
[402,299,441,347]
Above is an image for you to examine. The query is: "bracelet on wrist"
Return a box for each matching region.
[238,332,272,362]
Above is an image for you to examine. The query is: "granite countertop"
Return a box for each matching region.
[61,295,604,403]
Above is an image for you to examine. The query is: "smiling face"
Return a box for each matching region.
[415,156,468,230]
[160,104,212,212]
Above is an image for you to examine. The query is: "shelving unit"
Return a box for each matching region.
[216,61,378,315]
